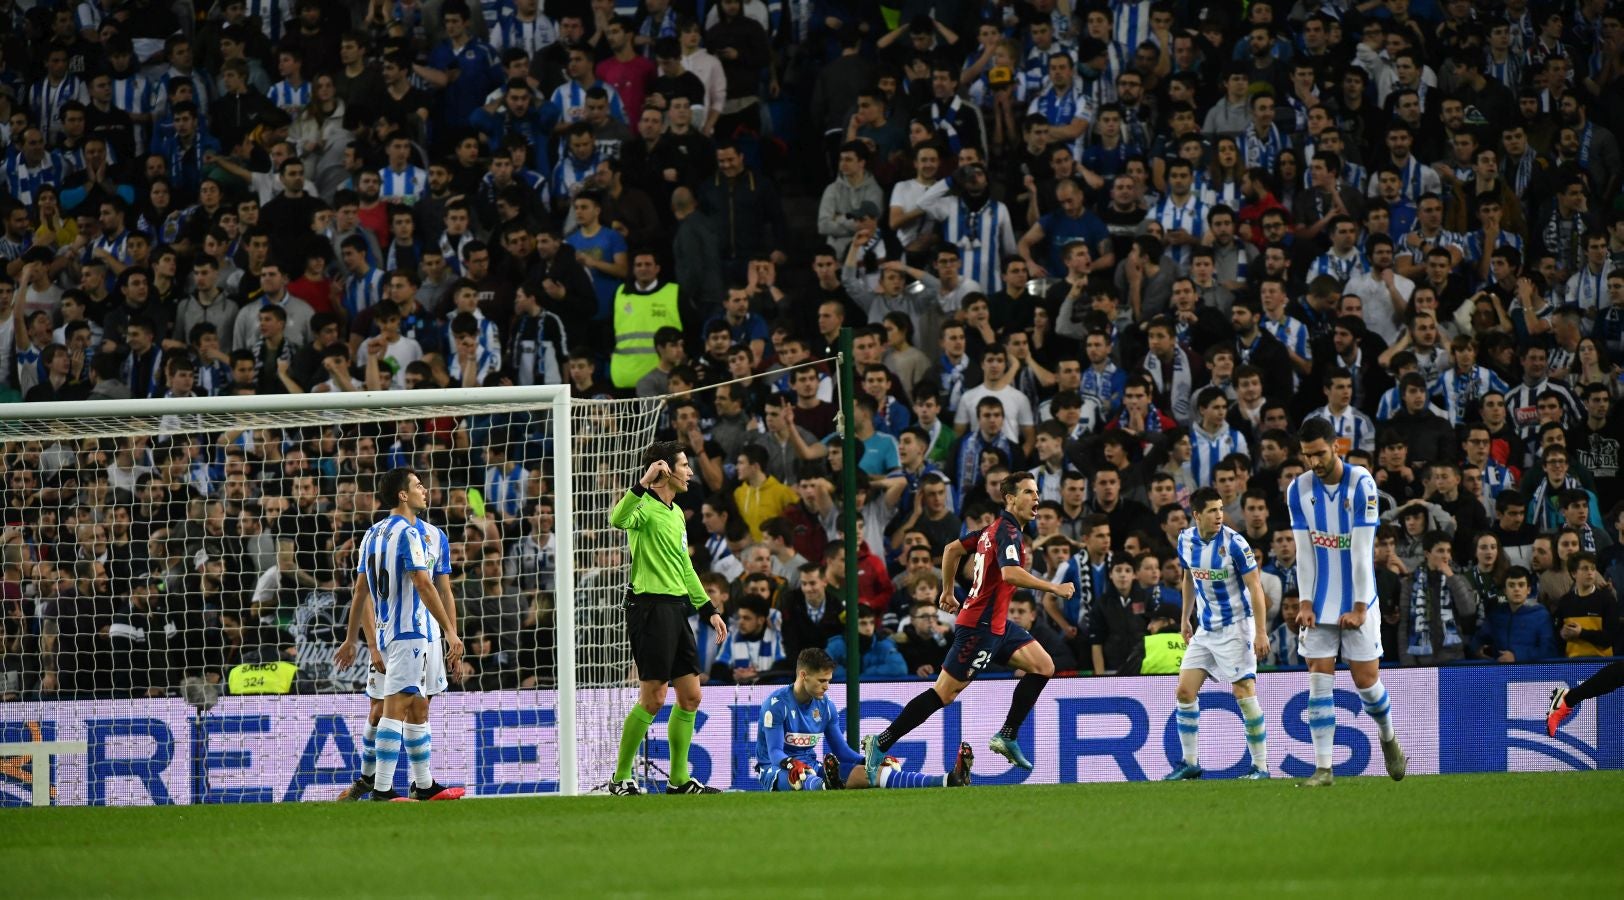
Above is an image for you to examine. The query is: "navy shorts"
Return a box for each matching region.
[941,622,1036,681]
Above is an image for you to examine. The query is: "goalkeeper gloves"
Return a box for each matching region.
[782,757,817,790]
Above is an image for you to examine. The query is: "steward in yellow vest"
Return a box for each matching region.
[1118,606,1187,675]
[611,273,683,389]
[228,661,297,694]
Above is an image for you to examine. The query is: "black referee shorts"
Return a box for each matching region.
[626,593,702,684]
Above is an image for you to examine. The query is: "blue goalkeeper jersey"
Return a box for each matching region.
[755,685,865,772]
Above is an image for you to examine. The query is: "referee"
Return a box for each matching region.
[607,441,727,795]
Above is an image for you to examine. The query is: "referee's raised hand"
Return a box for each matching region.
[641,459,671,488]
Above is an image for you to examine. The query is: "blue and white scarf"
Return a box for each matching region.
[939,352,971,417]
[955,428,1016,492]
[1142,348,1192,423]
[1407,569,1462,657]
[1528,474,1581,531]
[1239,123,1285,170]
[928,97,966,154]
[1117,403,1166,435]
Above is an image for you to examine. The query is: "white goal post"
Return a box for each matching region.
[0,386,662,801]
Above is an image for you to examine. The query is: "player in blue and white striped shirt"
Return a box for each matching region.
[338,510,460,801]
[1287,418,1406,787]
[355,468,464,801]
[1164,487,1271,781]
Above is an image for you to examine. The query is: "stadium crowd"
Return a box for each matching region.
[2,0,1624,702]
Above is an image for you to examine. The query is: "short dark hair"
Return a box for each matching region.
[1001,471,1035,499]
[1190,486,1222,513]
[738,443,769,469]
[641,440,682,470]
[797,647,836,673]
[1567,551,1599,574]
[377,467,416,507]
[1299,417,1337,446]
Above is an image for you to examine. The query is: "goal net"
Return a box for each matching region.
[0,386,661,804]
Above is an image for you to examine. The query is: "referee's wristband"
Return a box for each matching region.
[697,601,719,621]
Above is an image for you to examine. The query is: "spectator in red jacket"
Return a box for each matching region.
[824,539,894,615]
[1237,168,1291,249]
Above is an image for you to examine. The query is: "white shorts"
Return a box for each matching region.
[1181,619,1257,684]
[372,637,433,698]
[1299,605,1383,662]
[366,644,447,699]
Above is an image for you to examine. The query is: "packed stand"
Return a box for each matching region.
[2,0,1623,700]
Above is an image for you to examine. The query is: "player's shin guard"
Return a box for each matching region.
[1175,700,1200,766]
[999,674,1049,741]
[1308,673,1336,770]
[668,706,697,786]
[1237,695,1267,772]
[877,767,946,789]
[402,722,432,789]
[614,705,656,782]
[1357,680,1394,742]
[374,717,405,792]
[876,689,944,751]
[361,724,378,779]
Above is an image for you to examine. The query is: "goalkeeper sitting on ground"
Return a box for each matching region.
[757,648,974,790]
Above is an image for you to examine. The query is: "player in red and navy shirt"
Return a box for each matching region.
[864,473,1075,781]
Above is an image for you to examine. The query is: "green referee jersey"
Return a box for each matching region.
[609,487,709,610]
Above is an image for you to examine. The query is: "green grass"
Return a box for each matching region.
[5,772,1622,899]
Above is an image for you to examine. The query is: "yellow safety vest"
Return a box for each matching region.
[610,282,682,388]
[1140,633,1187,675]
[228,661,298,695]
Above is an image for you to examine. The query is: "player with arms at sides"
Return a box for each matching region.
[336,508,461,801]
[864,472,1073,783]
[758,648,974,791]
[1164,487,1273,781]
[607,441,728,795]
[1288,418,1407,787]
[352,468,466,801]
[1548,661,1624,736]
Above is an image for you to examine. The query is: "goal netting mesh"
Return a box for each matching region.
[0,388,661,804]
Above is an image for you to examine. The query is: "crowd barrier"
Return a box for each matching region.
[3,662,1618,805]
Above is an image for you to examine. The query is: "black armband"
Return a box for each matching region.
[630,485,648,498]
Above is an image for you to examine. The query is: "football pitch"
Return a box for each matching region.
[6,771,1621,899]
